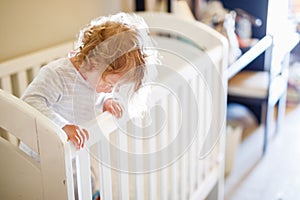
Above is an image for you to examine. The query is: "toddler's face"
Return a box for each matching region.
[96,73,122,93]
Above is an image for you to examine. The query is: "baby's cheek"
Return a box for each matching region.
[96,85,104,93]
[96,83,110,93]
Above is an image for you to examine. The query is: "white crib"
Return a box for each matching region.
[0,12,228,200]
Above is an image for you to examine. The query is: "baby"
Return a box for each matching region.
[22,12,156,148]
[21,12,158,199]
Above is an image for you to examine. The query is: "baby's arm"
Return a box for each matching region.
[22,66,89,148]
[21,66,68,128]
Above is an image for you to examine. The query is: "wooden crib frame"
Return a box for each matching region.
[0,12,228,200]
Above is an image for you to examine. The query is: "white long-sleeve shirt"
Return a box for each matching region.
[21,57,105,129]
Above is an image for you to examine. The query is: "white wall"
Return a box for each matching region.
[0,0,134,61]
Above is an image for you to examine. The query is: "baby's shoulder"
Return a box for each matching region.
[45,57,70,69]
[41,57,73,73]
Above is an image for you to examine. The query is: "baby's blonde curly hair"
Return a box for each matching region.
[73,20,147,91]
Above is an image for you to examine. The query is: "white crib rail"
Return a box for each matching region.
[0,89,75,200]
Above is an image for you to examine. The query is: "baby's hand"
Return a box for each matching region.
[103,98,123,118]
[63,124,89,149]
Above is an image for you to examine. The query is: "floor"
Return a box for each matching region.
[224,104,300,200]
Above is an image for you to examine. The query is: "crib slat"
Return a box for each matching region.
[117,131,130,200]
[1,76,13,94]
[76,149,92,200]
[133,125,145,200]
[189,137,197,194]
[180,86,189,200]
[135,174,145,200]
[197,74,205,189]
[147,111,157,200]
[204,69,213,176]
[98,139,113,200]
[169,94,179,200]
[210,73,219,171]
[159,98,168,200]
[32,65,41,78]
[16,71,29,97]
[126,128,135,200]
[189,79,198,195]
[108,132,119,200]
[204,69,212,176]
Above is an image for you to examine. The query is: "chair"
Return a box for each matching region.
[227,35,291,154]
